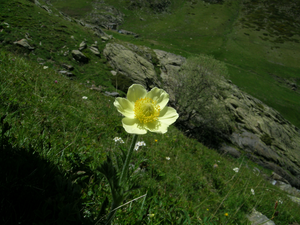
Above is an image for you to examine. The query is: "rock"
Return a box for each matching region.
[154,49,186,102]
[58,70,75,77]
[89,45,100,56]
[288,195,300,205]
[13,39,34,50]
[101,36,109,41]
[111,70,117,76]
[79,41,87,51]
[219,144,241,158]
[25,32,32,40]
[104,91,119,97]
[62,64,74,71]
[93,26,106,36]
[276,181,300,196]
[247,209,275,225]
[271,172,290,184]
[71,50,89,63]
[41,5,52,14]
[90,84,102,92]
[118,29,139,37]
[84,1,124,28]
[59,11,72,22]
[230,130,280,163]
[103,43,158,89]
[79,21,85,26]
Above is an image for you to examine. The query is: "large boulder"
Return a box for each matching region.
[103,43,159,89]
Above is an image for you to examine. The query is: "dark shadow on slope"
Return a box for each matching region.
[0,118,92,225]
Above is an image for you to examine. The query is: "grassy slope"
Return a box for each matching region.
[1,0,300,224]
[52,0,300,128]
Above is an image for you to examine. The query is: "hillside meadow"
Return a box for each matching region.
[1,0,300,224]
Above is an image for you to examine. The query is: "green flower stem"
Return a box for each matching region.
[105,134,138,224]
[119,134,138,185]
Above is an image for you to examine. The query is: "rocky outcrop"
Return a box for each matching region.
[102,42,300,189]
[103,43,159,89]
[221,83,300,188]
[84,1,124,29]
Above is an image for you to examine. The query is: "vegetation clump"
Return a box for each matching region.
[261,133,272,146]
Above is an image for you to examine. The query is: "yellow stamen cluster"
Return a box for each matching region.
[134,97,160,124]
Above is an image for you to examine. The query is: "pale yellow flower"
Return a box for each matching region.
[114,84,179,134]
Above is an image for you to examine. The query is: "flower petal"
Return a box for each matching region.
[122,118,147,134]
[146,121,169,134]
[114,98,135,118]
[158,106,179,125]
[127,84,147,103]
[146,87,169,109]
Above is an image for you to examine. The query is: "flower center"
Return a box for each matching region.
[134,97,160,124]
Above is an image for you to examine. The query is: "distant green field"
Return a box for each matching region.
[50,0,300,127]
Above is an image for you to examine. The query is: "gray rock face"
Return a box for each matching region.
[222,84,300,188]
[71,50,89,63]
[103,43,159,89]
[153,49,186,102]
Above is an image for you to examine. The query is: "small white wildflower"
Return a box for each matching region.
[82,96,88,99]
[251,188,255,195]
[279,200,283,204]
[166,157,170,160]
[233,167,239,173]
[43,66,48,69]
[134,141,146,151]
[113,137,124,143]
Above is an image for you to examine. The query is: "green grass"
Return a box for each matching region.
[0,0,116,92]
[1,43,300,225]
[1,0,300,224]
